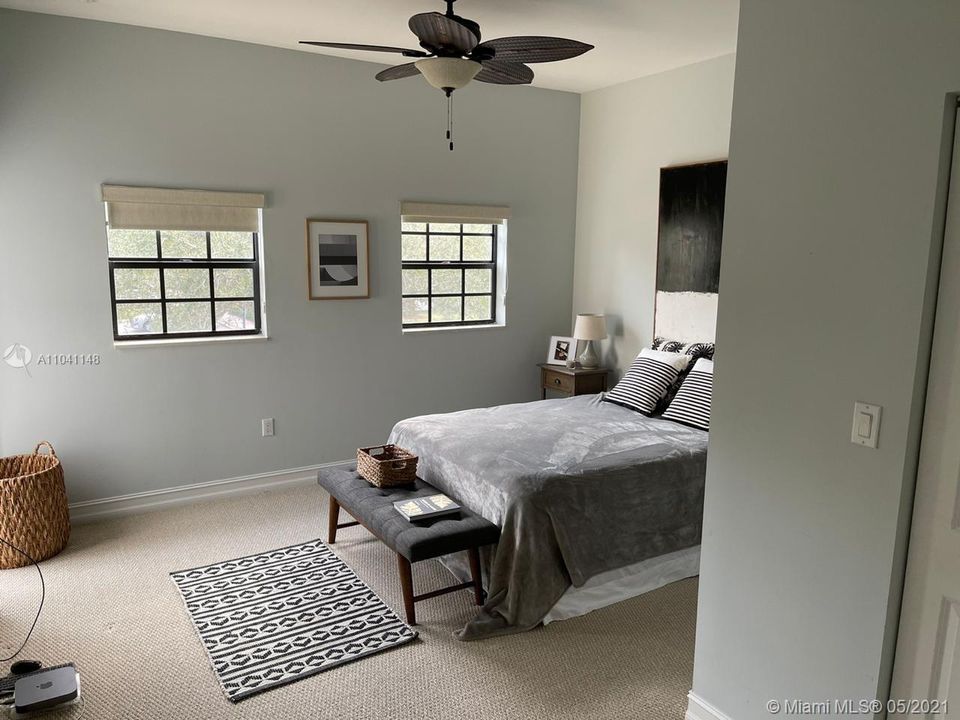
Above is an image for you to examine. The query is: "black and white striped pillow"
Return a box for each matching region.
[603,349,692,415]
[650,337,715,414]
[662,358,713,431]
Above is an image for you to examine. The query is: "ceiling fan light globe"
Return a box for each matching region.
[414,57,481,91]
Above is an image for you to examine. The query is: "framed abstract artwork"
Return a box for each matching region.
[306,219,370,299]
[654,160,727,342]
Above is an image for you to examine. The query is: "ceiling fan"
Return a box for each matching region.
[300,0,594,150]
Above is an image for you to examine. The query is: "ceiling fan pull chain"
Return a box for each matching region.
[448,91,454,151]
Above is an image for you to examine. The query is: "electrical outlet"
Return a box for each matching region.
[261,418,275,437]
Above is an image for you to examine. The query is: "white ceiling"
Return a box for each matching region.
[1,0,739,93]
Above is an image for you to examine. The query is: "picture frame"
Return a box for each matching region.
[546,336,575,365]
[306,219,370,300]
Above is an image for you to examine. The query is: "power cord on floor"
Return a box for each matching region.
[0,538,44,662]
[0,543,82,718]
[0,695,84,720]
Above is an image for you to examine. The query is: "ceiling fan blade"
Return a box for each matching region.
[375,62,422,82]
[300,41,429,58]
[408,12,479,55]
[474,36,594,64]
[474,60,534,85]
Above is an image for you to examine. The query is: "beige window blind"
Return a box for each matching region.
[400,201,511,224]
[101,185,266,232]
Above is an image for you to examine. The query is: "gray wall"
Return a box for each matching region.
[693,1,960,716]
[573,55,735,374]
[0,10,581,503]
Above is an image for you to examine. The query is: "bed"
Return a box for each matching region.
[388,392,708,640]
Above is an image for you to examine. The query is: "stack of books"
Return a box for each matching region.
[394,494,460,521]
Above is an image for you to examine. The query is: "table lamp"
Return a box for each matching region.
[573,314,607,369]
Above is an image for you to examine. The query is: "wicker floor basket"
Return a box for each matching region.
[357,445,418,488]
[0,442,70,569]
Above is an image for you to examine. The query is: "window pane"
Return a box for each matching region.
[402,222,426,233]
[116,303,162,335]
[429,222,460,233]
[213,268,254,298]
[402,297,429,324]
[430,235,459,261]
[402,269,428,295]
[432,269,462,295]
[210,231,254,259]
[164,268,210,299]
[465,295,492,322]
[462,236,493,262]
[114,268,160,300]
[160,230,206,258]
[107,229,156,258]
[215,301,257,331]
[167,302,212,333]
[465,268,492,293]
[402,234,426,261]
[431,296,462,323]
[463,223,494,234]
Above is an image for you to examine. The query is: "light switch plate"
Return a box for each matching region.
[851,402,881,448]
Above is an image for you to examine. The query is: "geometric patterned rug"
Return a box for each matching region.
[170,539,418,702]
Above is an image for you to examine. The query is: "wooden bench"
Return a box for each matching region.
[317,465,500,626]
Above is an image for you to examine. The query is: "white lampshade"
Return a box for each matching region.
[415,58,482,91]
[573,313,607,341]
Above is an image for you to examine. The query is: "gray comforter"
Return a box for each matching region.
[388,393,708,640]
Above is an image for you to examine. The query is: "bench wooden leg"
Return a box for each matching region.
[397,554,416,626]
[468,546,484,606]
[328,496,340,544]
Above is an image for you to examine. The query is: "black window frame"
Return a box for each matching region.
[401,223,498,329]
[108,230,262,342]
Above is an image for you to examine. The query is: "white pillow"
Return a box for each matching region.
[602,348,692,415]
[662,358,714,430]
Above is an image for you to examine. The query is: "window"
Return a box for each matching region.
[102,185,265,342]
[401,222,501,328]
[107,229,262,340]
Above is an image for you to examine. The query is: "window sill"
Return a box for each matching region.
[114,334,269,349]
[402,323,506,335]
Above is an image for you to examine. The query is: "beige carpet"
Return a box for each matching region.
[0,484,697,719]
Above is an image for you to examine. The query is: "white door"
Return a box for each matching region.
[890,108,960,719]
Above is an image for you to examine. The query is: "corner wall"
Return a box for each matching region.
[0,10,581,503]
[572,55,735,372]
[692,1,960,717]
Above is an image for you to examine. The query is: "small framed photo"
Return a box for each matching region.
[306,219,369,299]
[546,336,575,365]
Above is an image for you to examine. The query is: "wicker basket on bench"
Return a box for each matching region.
[0,441,70,569]
[357,444,418,488]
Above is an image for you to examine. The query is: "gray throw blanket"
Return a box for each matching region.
[389,394,708,640]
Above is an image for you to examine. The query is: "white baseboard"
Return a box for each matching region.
[68,459,351,524]
[686,692,734,720]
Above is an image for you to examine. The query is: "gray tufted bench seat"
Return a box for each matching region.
[317,464,500,625]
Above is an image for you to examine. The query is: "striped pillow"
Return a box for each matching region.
[662,358,713,431]
[603,349,692,415]
[650,337,716,414]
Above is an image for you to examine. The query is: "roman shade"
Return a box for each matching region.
[101,185,265,232]
[400,201,511,224]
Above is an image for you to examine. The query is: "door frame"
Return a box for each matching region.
[885,94,960,706]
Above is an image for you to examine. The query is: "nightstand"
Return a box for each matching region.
[538,363,608,399]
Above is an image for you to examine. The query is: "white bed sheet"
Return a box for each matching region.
[542,544,701,624]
